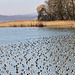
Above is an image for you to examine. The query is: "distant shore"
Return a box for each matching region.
[0,20,75,28]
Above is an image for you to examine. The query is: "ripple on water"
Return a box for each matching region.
[0,34,75,75]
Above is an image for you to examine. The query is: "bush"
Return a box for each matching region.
[38,23,44,27]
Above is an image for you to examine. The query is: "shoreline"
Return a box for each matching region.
[0,20,75,28]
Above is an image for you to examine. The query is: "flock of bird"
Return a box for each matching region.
[0,34,75,75]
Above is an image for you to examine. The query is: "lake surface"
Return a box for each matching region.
[0,28,75,75]
[0,28,75,46]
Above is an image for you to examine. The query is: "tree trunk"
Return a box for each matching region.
[72,0,74,20]
[58,0,63,20]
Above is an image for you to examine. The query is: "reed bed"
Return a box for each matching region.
[0,20,75,28]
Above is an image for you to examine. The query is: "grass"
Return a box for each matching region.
[0,20,75,28]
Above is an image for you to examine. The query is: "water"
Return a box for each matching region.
[0,28,75,46]
[0,28,75,75]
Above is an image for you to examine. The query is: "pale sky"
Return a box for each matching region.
[0,0,45,15]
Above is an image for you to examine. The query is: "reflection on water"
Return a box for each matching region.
[0,28,75,75]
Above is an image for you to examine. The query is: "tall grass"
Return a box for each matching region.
[12,23,44,27]
[0,20,75,28]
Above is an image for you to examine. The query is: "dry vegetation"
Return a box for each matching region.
[37,0,75,21]
[0,20,75,28]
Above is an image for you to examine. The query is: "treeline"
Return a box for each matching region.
[36,0,75,21]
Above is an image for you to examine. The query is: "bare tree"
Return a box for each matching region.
[36,4,51,21]
[36,4,46,20]
[37,0,75,20]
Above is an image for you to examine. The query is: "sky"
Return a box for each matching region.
[0,0,45,15]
